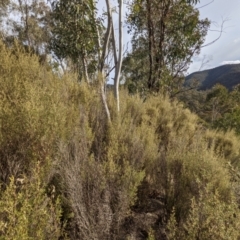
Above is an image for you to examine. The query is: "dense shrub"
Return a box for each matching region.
[0,164,62,240]
[1,41,240,239]
[0,40,81,183]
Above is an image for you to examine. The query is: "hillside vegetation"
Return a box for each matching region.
[1,41,240,240]
[178,83,240,136]
[185,63,240,90]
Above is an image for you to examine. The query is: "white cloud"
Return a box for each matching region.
[221,60,240,65]
[234,38,240,43]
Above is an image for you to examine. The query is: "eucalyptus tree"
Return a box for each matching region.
[50,0,101,83]
[51,0,123,117]
[2,0,51,58]
[124,0,210,94]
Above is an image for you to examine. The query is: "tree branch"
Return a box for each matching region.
[202,18,228,48]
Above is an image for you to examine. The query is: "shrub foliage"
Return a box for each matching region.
[1,41,240,239]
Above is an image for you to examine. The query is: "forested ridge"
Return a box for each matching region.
[185,63,240,90]
[1,1,240,239]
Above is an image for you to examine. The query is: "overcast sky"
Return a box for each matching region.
[97,0,240,75]
[189,0,240,73]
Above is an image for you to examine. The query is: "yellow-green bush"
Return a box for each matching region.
[0,41,82,183]
[168,185,240,240]
[111,93,240,238]
[1,40,240,239]
[54,91,147,239]
[0,164,62,240]
[205,130,240,166]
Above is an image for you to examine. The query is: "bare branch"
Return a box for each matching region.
[123,42,130,57]
[106,65,116,78]
[197,0,214,9]
[198,54,212,71]
[202,17,229,48]
[170,86,198,98]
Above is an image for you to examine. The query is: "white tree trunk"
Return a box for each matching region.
[113,0,123,112]
[94,0,124,120]
[99,0,114,122]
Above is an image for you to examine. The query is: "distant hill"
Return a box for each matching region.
[185,64,240,90]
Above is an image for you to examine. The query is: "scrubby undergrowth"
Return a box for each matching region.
[1,42,240,239]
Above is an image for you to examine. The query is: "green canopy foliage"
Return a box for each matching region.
[50,0,100,80]
[1,0,51,59]
[123,0,210,93]
[179,84,240,135]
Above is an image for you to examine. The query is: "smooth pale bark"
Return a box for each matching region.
[113,0,123,112]
[101,0,113,72]
[86,1,111,122]
[94,0,124,120]
[111,23,117,67]
[99,0,114,122]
